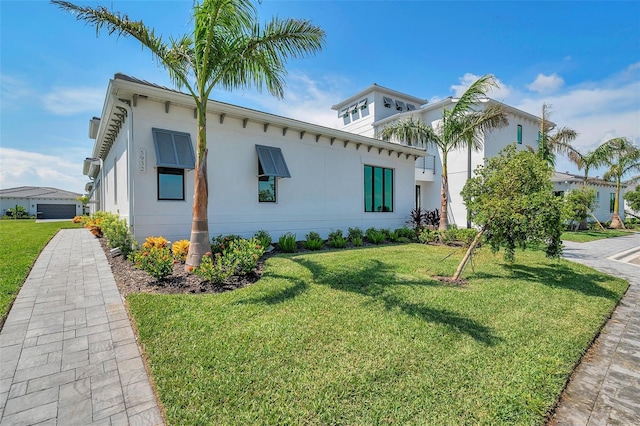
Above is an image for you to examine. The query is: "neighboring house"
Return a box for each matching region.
[0,186,83,219]
[624,182,639,219]
[551,172,626,223]
[332,86,542,226]
[83,74,427,243]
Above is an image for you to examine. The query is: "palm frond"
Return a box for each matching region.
[378,118,438,148]
[450,74,498,117]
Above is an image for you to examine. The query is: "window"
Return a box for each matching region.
[610,193,616,213]
[415,185,421,209]
[383,97,393,108]
[364,165,393,212]
[152,128,196,169]
[517,124,523,144]
[113,157,117,204]
[357,98,368,110]
[256,145,290,203]
[406,103,416,111]
[554,191,565,197]
[395,100,406,111]
[158,167,185,200]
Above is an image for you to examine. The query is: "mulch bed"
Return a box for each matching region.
[98,238,264,297]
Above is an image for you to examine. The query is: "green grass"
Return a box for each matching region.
[0,220,81,323]
[128,244,628,425]
[561,229,630,242]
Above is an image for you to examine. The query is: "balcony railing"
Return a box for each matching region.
[416,155,436,173]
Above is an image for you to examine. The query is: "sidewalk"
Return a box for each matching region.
[551,233,640,425]
[0,229,164,425]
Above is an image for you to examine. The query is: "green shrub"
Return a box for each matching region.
[225,238,264,275]
[396,236,411,243]
[352,236,364,247]
[456,228,479,246]
[380,228,398,242]
[171,240,190,262]
[366,228,386,245]
[211,234,243,255]
[98,212,135,256]
[193,252,234,284]
[304,232,324,251]
[328,230,347,249]
[347,227,364,241]
[418,229,438,244]
[279,233,297,253]
[395,227,417,241]
[253,230,272,250]
[133,246,174,280]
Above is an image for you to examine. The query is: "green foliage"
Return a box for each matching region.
[625,185,640,212]
[418,228,438,244]
[462,144,563,261]
[193,253,234,284]
[347,227,364,242]
[225,238,264,275]
[327,229,347,248]
[394,227,417,241]
[171,240,190,262]
[4,205,29,218]
[133,246,174,280]
[253,230,272,250]
[278,233,297,253]
[366,227,386,245]
[380,228,398,242]
[303,232,324,251]
[211,234,243,255]
[562,187,597,227]
[91,211,135,256]
[351,236,364,247]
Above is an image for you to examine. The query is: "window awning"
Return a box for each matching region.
[357,98,368,110]
[256,145,291,178]
[152,128,196,169]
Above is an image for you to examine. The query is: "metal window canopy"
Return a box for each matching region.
[256,145,291,178]
[152,128,196,169]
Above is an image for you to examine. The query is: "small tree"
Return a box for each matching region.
[625,184,640,215]
[600,137,640,228]
[453,145,563,281]
[563,187,597,230]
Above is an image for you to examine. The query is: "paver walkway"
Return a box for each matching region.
[551,232,640,425]
[0,229,164,425]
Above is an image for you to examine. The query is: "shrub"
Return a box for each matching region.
[396,236,411,243]
[347,227,364,242]
[72,215,84,224]
[395,227,417,241]
[380,228,398,242]
[328,230,347,249]
[418,228,438,244]
[304,232,324,251]
[253,230,272,250]
[133,246,174,280]
[407,207,425,230]
[456,228,479,246]
[366,228,386,245]
[211,234,243,255]
[351,236,364,247]
[424,209,441,229]
[171,240,190,262]
[279,233,297,253]
[143,236,169,250]
[193,252,234,284]
[102,217,136,256]
[439,228,459,245]
[225,238,264,275]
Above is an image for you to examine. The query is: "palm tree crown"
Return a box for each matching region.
[53,0,325,268]
[537,104,578,167]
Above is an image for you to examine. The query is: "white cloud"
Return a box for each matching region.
[42,87,105,116]
[527,73,565,94]
[450,73,512,100]
[0,74,34,110]
[0,147,87,193]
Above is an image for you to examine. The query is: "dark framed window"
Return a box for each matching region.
[258,164,277,202]
[364,165,393,212]
[415,185,421,209]
[517,124,523,144]
[610,193,615,213]
[256,145,289,203]
[158,167,185,200]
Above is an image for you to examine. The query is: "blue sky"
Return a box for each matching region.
[1,0,639,193]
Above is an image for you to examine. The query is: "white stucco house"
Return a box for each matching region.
[84,74,429,243]
[331,85,542,227]
[552,172,627,224]
[0,186,83,219]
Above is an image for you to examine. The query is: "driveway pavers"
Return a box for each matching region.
[0,229,164,425]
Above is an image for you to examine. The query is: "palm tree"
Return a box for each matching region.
[600,137,640,228]
[53,0,325,269]
[379,74,508,230]
[537,104,578,167]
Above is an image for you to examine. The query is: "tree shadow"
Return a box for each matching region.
[473,261,623,301]
[288,257,501,346]
[234,274,309,305]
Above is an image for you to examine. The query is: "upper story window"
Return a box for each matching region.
[517,124,523,144]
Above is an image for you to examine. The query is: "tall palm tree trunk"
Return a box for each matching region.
[610,179,623,229]
[439,157,449,230]
[185,108,211,270]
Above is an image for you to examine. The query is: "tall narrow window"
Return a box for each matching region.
[256,145,290,203]
[113,157,117,204]
[364,165,393,212]
[415,185,421,209]
[517,125,523,144]
[158,167,185,200]
[610,193,616,213]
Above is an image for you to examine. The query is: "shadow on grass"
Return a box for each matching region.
[235,274,309,305]
[473,262,623,301]
[272,256,500,346]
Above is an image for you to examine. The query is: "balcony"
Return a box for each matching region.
[415,155,436,182]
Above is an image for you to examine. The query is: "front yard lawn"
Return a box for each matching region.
[0,220,81,323]
[128,244,627,425]
[561,229,630,242]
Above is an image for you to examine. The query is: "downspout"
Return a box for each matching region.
[116,100,135,236]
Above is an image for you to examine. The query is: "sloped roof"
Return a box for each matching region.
[552,172,620,188]
[0,186,82,199]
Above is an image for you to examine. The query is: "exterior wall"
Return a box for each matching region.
[553,180,626,223]
[118,98,417,243]
[0,197,82,217]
